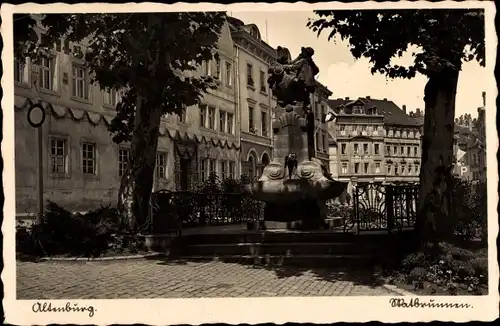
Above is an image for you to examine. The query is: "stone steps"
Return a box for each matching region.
[176,254,375,268]
[183,242,380,256]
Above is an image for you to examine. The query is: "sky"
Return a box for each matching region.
[231,11,487,119]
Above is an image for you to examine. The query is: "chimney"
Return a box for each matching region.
[416,108,421,116]
[482,91,486,107]
[366,96,371,100]
[345,97,350,100]
[383,98,387,101]
[402,105,406,113]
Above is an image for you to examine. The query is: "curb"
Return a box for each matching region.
[382,284,417,296]
[39,252,166,262]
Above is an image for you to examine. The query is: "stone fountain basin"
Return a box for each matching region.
[244,177,347,203]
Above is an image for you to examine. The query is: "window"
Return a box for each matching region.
[82,143,96,175]
[393,146,397,155]
[229,161,235,179]
[363,144,368,154]
[199,104,207,128]
[354,163,360,174]
[215,57,221,80]
[375,163,380,173]
[208,106,215,129]
[395,164,399,175]
[103,88,116,107]
[247,63,254,87]
[387,164,392,175]
[220,161,226,180]
[361,125,367,133]
[249,106,255,132]
[386,146,391,155]
[209,159,216,176]
[400,146,405,156]
[408,165,413,175]
[200,159,207,182]
[261,111,268,136]
[118,148,130,176]
[204,60,212,76]
[322,133,327,152]
[414,147,418,157]
[260,70,266,93]
[341,144,347,154]
[14,59,25,83]
[156,152,166,179]
[39,57,54,90]
[315,133,320,151]
[225,62,232,86]
[374,144,380,155]
[354,144,359,155]
[72,65,88,99]
[50,138,67,174]
[178,110,187,123]
[364,162,369,174]
[401,165,406,175]
[219,111,226,132]
[227,113,233,134]
[341,163,348,174]
[407,146,411,157]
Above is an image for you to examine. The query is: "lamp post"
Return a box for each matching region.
[27,103,47,224]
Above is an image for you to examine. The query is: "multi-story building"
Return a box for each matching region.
[14,20,241,214]
[327,97,422,194]
[453,92,487,182]
[228,17,275,179]
[312,82,333,168]
[228,16,333,178]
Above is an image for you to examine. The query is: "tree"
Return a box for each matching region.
[14,13,226,231]
[308,9,485,247]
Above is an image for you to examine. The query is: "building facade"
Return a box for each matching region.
[327,97,422,194]
[228,17,275,179]
[14,21,241,214]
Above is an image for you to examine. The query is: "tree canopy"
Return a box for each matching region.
[14,13,226,143]
[307,9,485,78]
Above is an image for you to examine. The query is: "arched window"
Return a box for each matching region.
[248,152,257,179]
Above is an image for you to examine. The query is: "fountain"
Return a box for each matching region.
[245,46,347,230]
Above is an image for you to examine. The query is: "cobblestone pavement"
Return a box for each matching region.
[17,259,397,299]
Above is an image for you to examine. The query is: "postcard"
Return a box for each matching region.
[2,1,498,324]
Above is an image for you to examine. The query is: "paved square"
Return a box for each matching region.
[17,259,397,299]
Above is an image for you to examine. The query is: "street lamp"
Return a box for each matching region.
[27,103,46,224]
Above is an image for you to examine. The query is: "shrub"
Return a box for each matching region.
[396,242,488,295]
[17,201,128,258]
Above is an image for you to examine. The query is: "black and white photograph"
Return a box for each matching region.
[2,1,498,324]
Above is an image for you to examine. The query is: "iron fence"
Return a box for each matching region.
[149,190,264,233]
[326,183,419,233]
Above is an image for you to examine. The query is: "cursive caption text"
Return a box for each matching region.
[32,301,96,317]
[389,298,473,309]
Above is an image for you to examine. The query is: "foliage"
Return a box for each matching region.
[14,13,226,143]
[449,179,487,244]
[398,242,487,295]
[16,201,145,258]
[308,9,485,78]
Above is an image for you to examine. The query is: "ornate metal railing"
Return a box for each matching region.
[326,183,419,233]
[149,190,265,233]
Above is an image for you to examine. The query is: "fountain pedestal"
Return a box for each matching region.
[245,103,347,230]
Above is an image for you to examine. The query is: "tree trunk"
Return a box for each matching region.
[416,68,460,251]
[117,96,163,232]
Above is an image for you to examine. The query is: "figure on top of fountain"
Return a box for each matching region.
[268,46,320,110]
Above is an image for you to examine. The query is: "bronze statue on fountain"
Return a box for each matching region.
[244,46,347,230]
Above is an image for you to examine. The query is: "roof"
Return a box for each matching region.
[328,97,422,127]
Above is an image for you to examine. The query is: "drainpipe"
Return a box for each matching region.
[235,46,241,176]
[268,56,274,160]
